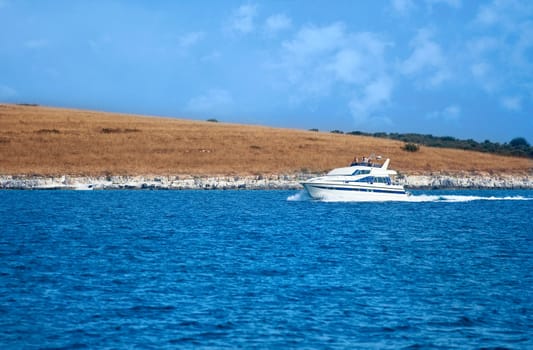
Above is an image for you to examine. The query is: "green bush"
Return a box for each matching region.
[510,137,530,148]
[342,131,531,158]
[403,143,420,152]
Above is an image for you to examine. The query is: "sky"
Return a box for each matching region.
[0,0,532,142]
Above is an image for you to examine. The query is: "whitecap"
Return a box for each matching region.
[287,190,311,201]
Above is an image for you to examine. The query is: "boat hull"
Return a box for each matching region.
[302,182,409,201]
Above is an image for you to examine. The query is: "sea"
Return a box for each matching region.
[1,189,532,349]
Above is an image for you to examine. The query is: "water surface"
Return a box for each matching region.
[1,190,532,348]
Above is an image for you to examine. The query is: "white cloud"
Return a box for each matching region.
[178,32,204,48]
[470,62,489,78]
[282,22,345,58]
[427,0,461,9]
[278,23,347,96]
[401,30,442,74]
[328,49,365,84]
[428,70,450,86]
[24,39,48,49]
[466,37,500,92]
[326,33,388,85]
[475,0,509,27]
[400,29,450,87]
[468,2,533,97]
[467,36,500,56]
[265,14,291,35]
[474,0,533,29]
[476,6,497,26]
[426,104,461,121]
[228,4,258,34]
[349,77,393,124]
[500,96,521,111]
[279,23,387,87]
[186,89,233,113]
[391,0,460,16]
[0,85,17,99]
[512,21,533,68]
[276,22,393,124]
[391,0,415,15]
[201,50,221,62]
[470,62,499,92]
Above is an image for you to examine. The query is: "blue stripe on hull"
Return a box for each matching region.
[306,184,406,195]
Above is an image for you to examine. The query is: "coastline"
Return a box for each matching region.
[1,173,531,190]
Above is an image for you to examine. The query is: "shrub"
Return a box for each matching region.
[330,130,344,134]
[100,128,140,134]
[101,128,122,133]
[510,137,530,148]
[207,118,219,123]
[309,128,319,132]
[403,143,420,152]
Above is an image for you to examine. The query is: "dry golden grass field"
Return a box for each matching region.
[0,104,531,176]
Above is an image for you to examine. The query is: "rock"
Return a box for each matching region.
[0,173,531,190]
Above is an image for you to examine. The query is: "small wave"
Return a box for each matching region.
[287,191,531,203]
[405,195,532,203]
[287,190,311,201]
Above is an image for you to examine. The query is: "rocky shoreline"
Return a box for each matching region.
[0,173,531,190]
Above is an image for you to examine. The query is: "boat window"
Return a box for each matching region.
[356,176,374,183]
[376,177,388,184]
[351,169,371,175]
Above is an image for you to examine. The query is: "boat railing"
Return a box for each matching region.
[350,161,382,168]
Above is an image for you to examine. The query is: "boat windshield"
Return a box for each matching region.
[351,169,371,176]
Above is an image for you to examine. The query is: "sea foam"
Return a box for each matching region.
[287,192,532,203]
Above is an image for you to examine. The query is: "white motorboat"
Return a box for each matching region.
[301,157,409,201]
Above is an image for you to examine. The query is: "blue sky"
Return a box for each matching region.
[0,0,532,142]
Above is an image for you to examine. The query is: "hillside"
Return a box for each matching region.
[0,104,531,176]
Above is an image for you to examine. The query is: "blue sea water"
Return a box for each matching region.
[1,190,532,349]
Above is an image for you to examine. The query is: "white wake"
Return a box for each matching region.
[287,191,532,203]
[287,190,311,201]
[403,194,532,203]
